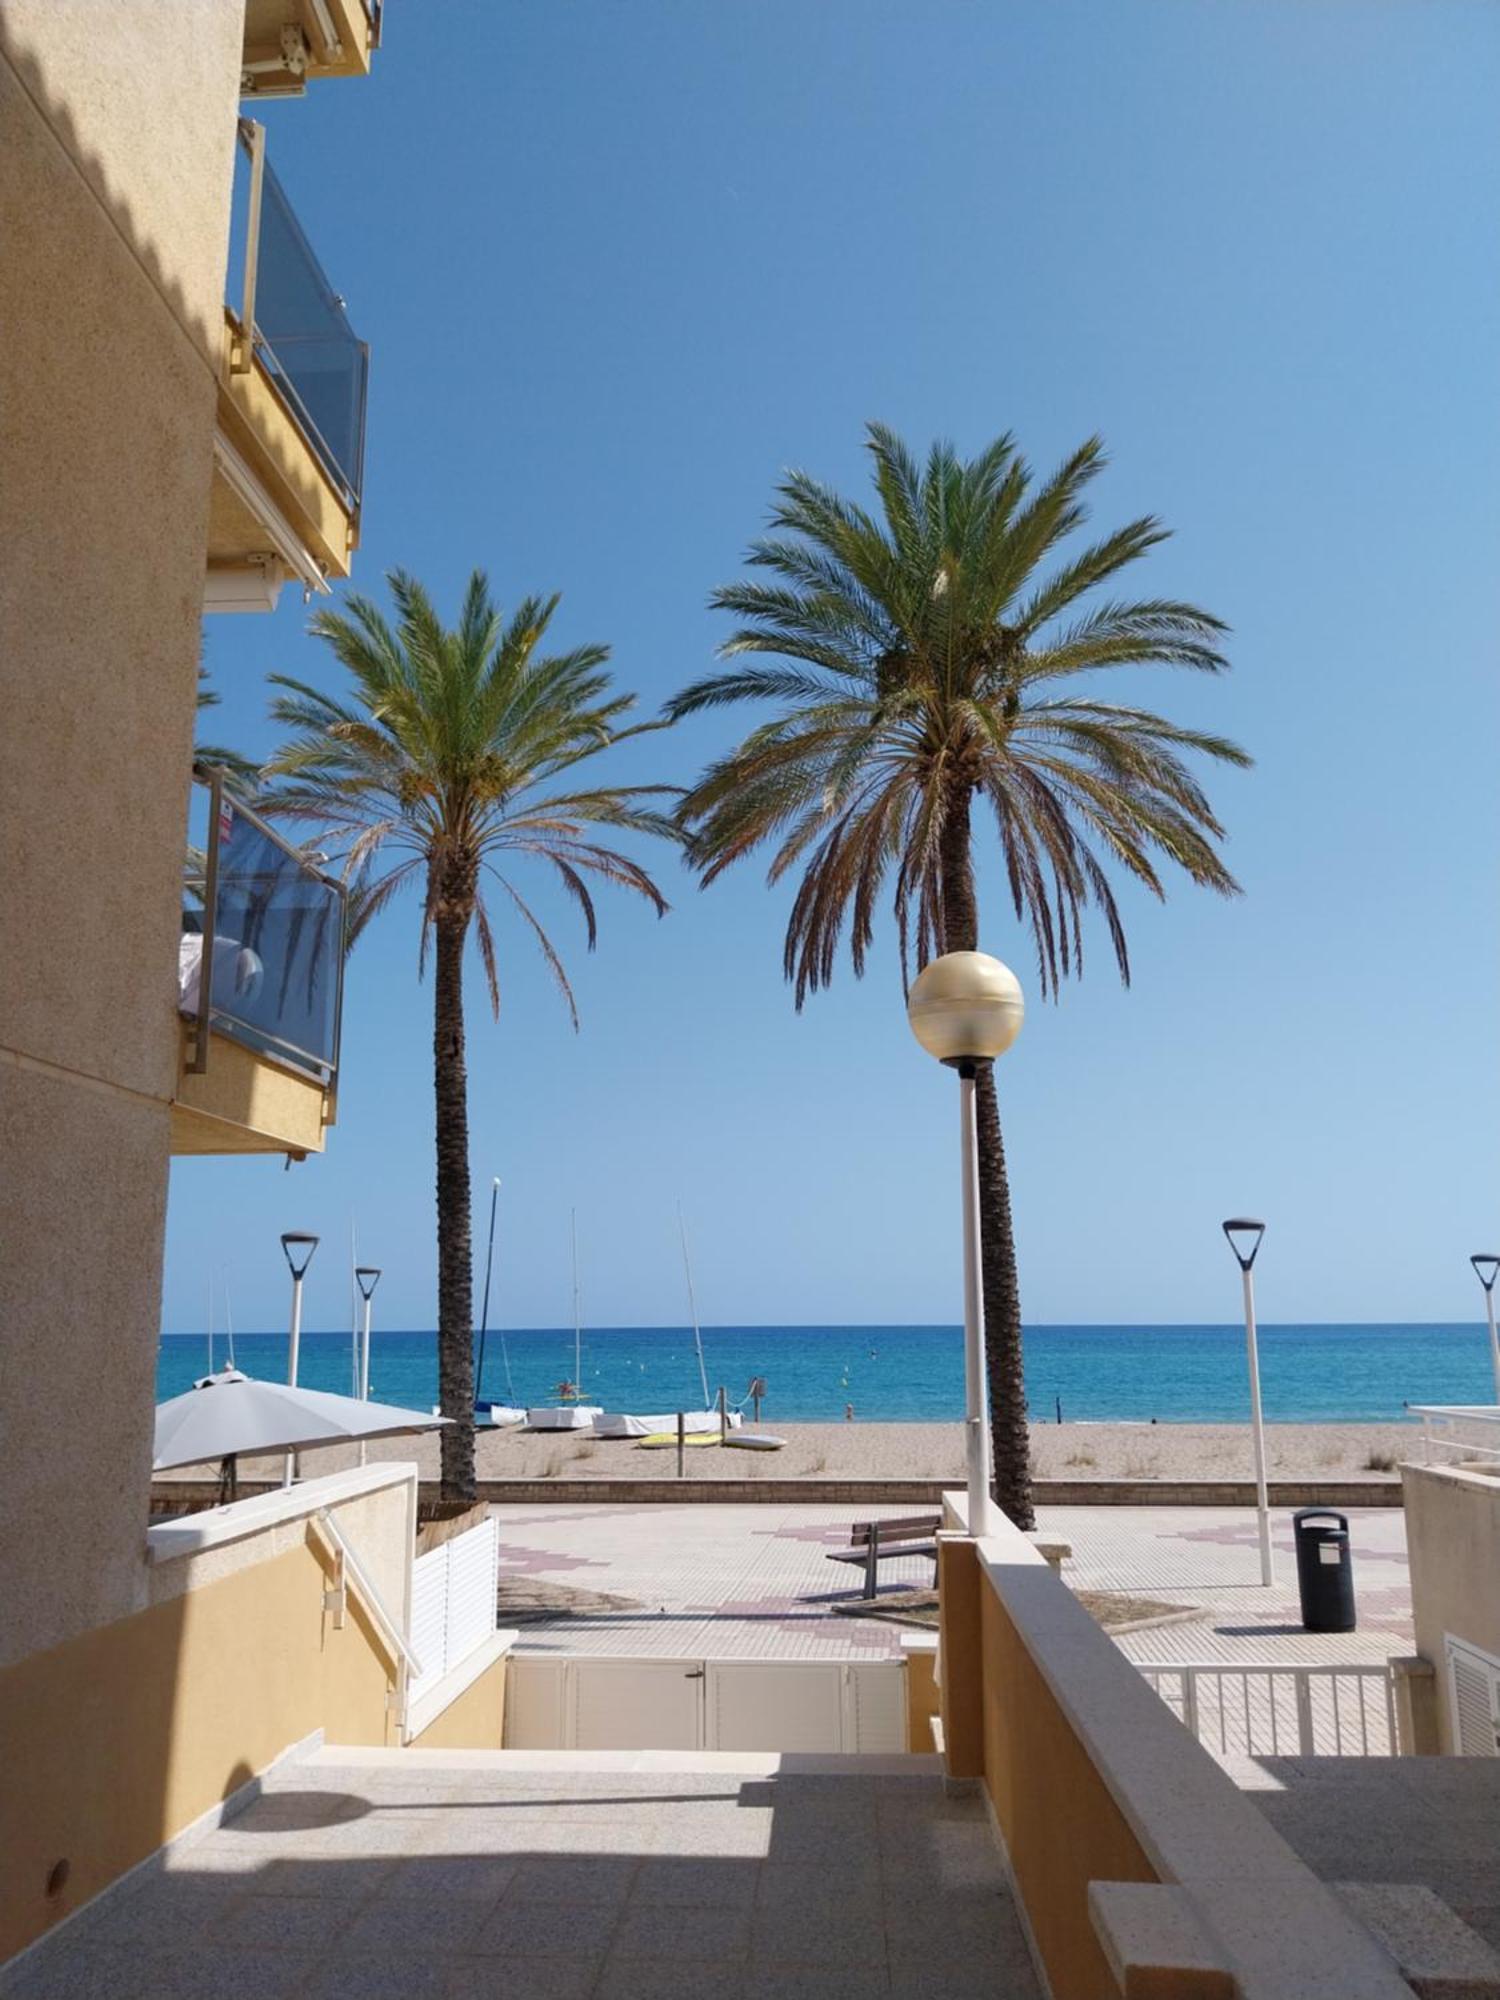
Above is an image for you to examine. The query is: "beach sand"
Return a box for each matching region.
[185,1418,1416,1489]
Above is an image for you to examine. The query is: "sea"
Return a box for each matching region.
[156,1322,1494,1424]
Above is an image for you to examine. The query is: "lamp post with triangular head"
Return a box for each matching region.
[1471,1255,1500,1404]
[355,1265,382,1466]
[280,1231,318,1485]
[908,951,1025,1537]
[1223,1218,1273,1585]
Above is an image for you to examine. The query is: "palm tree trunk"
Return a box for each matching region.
[939,791,1036,1529]
[433,908,477,1503]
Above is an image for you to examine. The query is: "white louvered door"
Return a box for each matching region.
[1445,1635,1500,1755]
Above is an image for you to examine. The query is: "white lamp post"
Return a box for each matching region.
[907,951,1025,1538]
[1471,1255,1500,1404]
[354,1265,382,1466]
[280,1231,318,1486]
[1222,1218,1274,1586]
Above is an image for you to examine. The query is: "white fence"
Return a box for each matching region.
[408,1516,500,1708]
[1410,1404,1500,1468]
[506,1655,907,1755]
[1140,1661,1398,1758]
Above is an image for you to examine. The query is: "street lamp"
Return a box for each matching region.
[1222,1218,1273,1586]
[280,1231,318,1486]
[354,1265,382,1466]
[1470,1255,1500,1404]
[907,951,1025,1537]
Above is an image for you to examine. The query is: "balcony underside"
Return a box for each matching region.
[207,319,358,611]
[171,1025,334,1157]
[242,0,380,91]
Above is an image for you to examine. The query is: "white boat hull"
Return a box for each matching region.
[592,1409,742,1439]
[525,1405,602,1432]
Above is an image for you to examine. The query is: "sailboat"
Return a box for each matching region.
[473,1177,525,1427]
[592,1206,741,1439]
[526,1210,602,1430]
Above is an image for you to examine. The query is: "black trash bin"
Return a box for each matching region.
[1291,1508,1356,1632]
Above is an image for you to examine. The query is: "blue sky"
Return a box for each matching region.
[167,0,1500,1335]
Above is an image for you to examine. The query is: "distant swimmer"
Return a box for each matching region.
[845,1403,854,1422]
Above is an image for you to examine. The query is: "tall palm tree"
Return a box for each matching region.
[261,569,674,1502]
[196,667,260,792]
[670,426,1249,1526]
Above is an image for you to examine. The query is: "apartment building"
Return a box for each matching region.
[0,0,380,1956]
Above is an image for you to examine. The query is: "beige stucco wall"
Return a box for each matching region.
[937,1499,1414,2000]
[408,1658,508,1751]
[0,1471,415,1960]
[0,2,244,1663]
[1404,1459,1500,1752]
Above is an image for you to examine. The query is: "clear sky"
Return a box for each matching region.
[166,0,1500,1337]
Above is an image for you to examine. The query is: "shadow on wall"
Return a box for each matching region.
[1,1771,1040,1996]
[2,10,222,358]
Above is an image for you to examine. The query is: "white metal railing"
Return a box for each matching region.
[408,1515,500,1709]
[313,1507,423,1692]
[1140,1661,1398,1758]
[1410,1405,1500,1468]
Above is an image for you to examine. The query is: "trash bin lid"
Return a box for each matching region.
[1291,1507,1347,1530]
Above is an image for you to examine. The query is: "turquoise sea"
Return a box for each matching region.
[157,1322,1493,1424]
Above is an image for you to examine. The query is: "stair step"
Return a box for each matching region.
[302,1745,943,1781]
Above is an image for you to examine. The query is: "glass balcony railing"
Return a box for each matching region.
[182,768,345,1087]
[227,120,368,513]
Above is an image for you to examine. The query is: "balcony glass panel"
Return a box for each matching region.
[229,127,368,511]
[183,776,344,1083]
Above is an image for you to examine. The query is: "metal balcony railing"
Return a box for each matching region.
[182,767,345,1089]
[227,119,369,514]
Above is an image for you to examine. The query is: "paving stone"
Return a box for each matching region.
[595,1957,748,2000]
[504,1855,641,1905]
[377,1855,519,1901]
[611,1902,753,1958]
[471,1901,620,1955]
[302,1955,451,2000]
[444,1957,605,1999]
[631,1855,762,1908]
[339,1896,488,1955]
[5,1944,145,2000]
[207,1893,351,1950]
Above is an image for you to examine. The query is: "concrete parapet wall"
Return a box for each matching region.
[152,1473,1405,1510]
[0,1467,416,1963]
[1404,1458,1500,1753]
[938,1493,1416,1999]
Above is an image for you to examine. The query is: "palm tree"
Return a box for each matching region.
[670,426,1249,1527]
[196,668,260,792]
[261,570,675,1502]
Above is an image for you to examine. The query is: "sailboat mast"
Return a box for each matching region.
[476,1177,500,1402]
[571,1208,582,1389]
[206,1273,214,1376]
[223,1272,236,1369]
[678,1202,709,1411]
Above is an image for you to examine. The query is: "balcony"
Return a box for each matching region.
[171,768,345,1157]
[206,120,368,613]
[241,0,383,97]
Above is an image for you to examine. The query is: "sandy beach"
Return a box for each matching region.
[175,1418,1417,1489]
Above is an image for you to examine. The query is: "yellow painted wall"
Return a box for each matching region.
[170,1024,332,1156]
[977,1583,1157,2000]
[409,1658,507,1750]
[0,1530,396,1960]
[937,1536,1157,2000]
[904,1648,940,1755]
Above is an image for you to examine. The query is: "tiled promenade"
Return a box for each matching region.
[493,1499,1414,1669]
[7,1749,1041,2000]
[495,1503,934,1660]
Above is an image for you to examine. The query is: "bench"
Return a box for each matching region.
[827,1514,942,1600]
